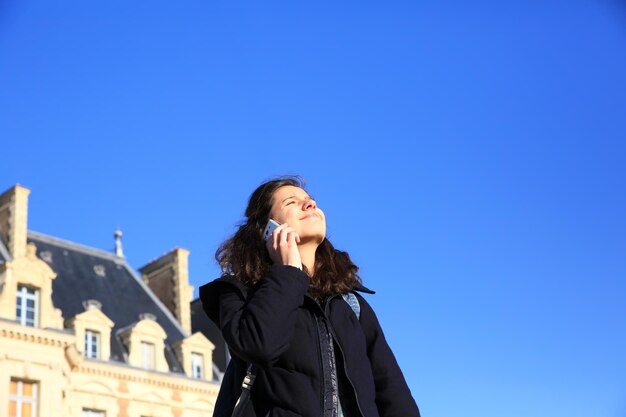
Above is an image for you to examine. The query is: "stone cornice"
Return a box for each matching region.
[76,360,220,394]
[0,319,219,395]
[0,319,74,347]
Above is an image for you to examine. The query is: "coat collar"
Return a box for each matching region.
[351,281,375,294]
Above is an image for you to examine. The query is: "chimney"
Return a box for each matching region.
[139,248,194,335]
[0,185,31,259]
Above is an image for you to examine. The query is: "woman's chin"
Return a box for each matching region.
[299,233,326,245]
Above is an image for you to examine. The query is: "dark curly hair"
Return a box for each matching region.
[215,175,361,300]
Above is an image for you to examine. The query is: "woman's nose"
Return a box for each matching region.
[303,198,316,210]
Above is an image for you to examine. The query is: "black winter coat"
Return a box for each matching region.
[199,264,421,417]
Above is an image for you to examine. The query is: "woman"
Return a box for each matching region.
[200,176,420,417]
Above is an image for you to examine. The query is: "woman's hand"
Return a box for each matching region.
[266,223,302,270]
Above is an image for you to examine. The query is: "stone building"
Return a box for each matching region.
[0,184,224,417]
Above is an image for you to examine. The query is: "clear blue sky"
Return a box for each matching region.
[2,1,626,416]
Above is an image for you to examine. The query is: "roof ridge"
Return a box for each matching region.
[27,230,123,262]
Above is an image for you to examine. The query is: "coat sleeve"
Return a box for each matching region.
[212,265,310,368]
[357,294,421,417]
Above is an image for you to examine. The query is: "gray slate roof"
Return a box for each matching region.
[27,231,186,373]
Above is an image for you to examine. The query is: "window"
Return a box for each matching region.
[9,379,38,417]
[191,352,204,379]
[82,409,105,417]
[84,330,100,359]
[141,341,155,369]
[16,285,39,327]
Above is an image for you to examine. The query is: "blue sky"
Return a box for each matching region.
[2,1,626,416]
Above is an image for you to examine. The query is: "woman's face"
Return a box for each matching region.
[268,185,326,244]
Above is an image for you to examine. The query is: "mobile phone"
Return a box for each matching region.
[263,219,280,241]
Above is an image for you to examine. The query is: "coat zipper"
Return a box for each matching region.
[313,313,326,414]
[324,295,366,417]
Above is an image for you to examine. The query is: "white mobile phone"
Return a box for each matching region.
[263,219,280,241]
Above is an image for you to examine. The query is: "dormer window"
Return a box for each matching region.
[191,352,204,379]
[66,302,114,362]
[84,330,100,359]
[118,317,168,371]
[16,285,39,327]
[141,341,155,369]
[171,333,215,380]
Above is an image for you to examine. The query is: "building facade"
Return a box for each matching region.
[0,185,222,417]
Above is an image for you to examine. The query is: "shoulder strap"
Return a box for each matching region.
[341,292,361,320]
[231,364,257,417]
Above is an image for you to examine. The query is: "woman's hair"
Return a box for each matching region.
[215,175,361,299]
